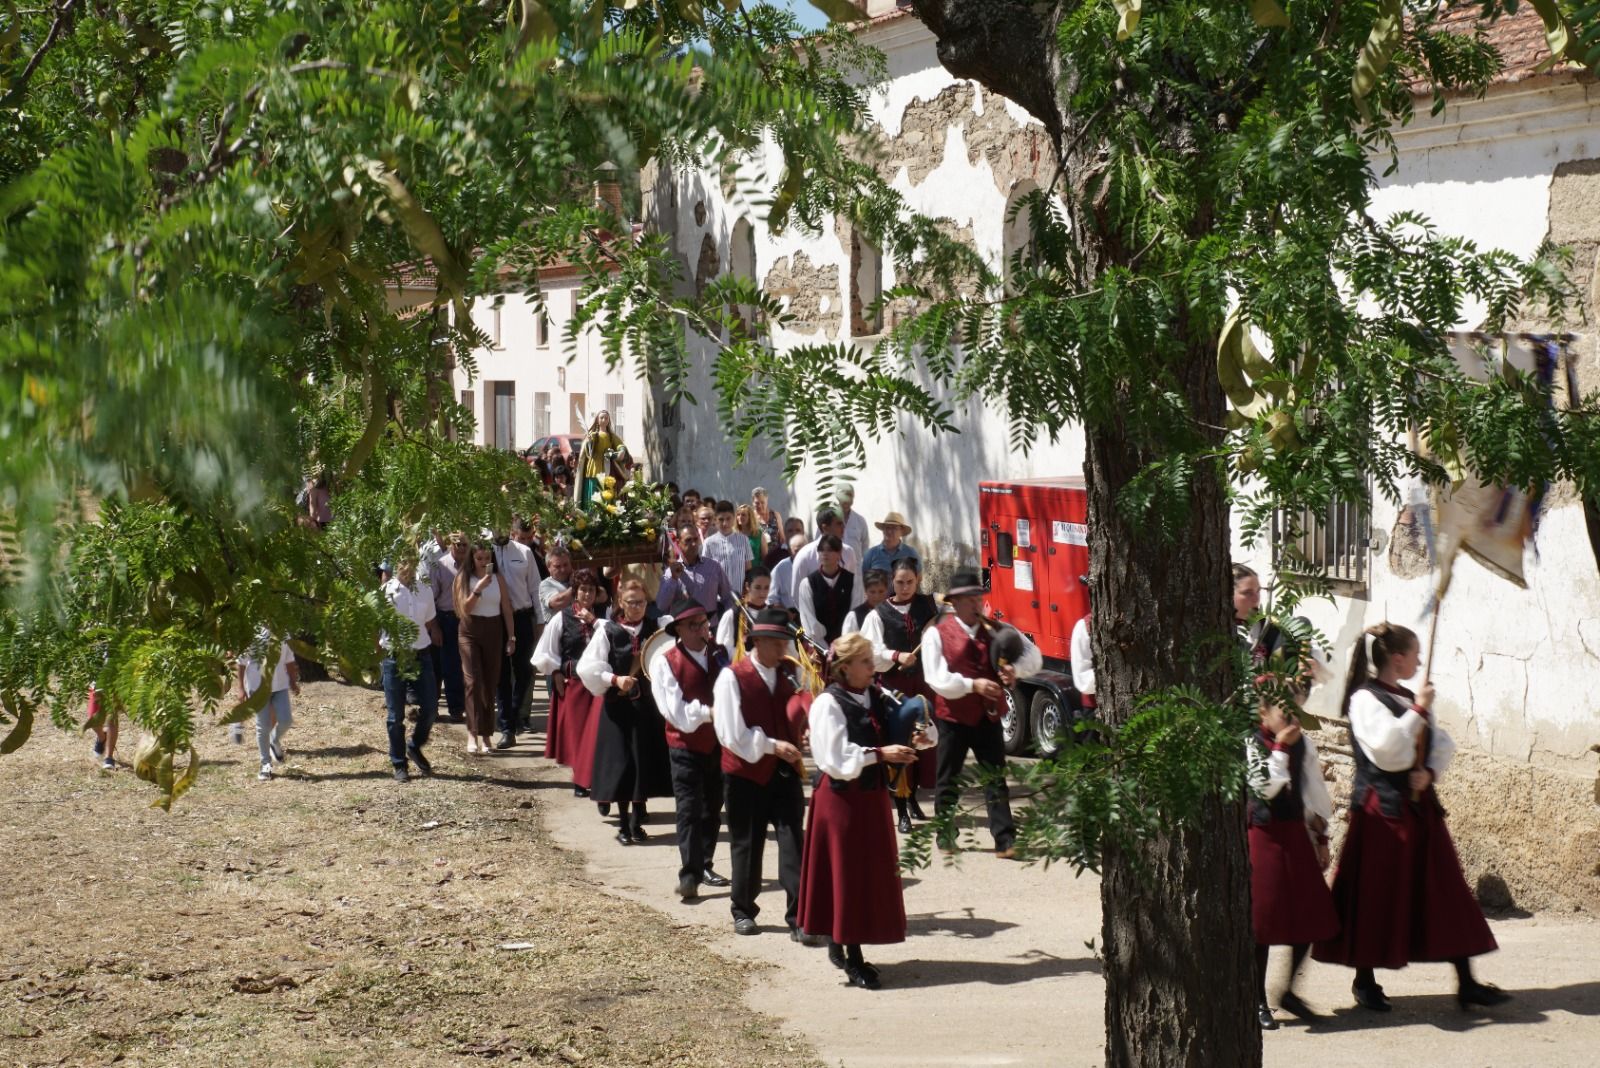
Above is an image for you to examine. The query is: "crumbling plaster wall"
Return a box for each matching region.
[661,21,1079,563]
[1242,77,1600,911]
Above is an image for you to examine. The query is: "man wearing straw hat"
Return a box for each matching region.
[863,511,920,577]
[921,569,1043,859]
[713,606,812,939]
[651,597,733,901]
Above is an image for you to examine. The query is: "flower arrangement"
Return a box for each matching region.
[550,470,672,552]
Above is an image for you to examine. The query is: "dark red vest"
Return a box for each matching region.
[663,644,721,754]
[721,657,799,784]
[932,615,997,727]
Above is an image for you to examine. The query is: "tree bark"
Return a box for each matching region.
[909,2,1261,1063]
[1085,337,1258,1067]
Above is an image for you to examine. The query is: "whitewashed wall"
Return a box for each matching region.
[664,24,1600,778]
[1237,77,1600,769]
[664,17,1082,566]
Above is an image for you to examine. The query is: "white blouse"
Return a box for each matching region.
[576,620,646,696]
[1247,733,1335,827]
[1347,687,1457,777]
[468,573,504,618]
[809,689,940,781]
[651,644,714,735]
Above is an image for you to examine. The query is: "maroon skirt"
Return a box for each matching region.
[547,676,597,767]
[1313,788,1497,969]
[798,779,906,945]
[1250,820,1340,946]
[570,687,605,791]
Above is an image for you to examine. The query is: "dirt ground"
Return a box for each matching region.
[0,680,818,1068]
[5,679,1599,1068]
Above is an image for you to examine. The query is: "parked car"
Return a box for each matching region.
[526,435,583,461]
[979,477,1093,758]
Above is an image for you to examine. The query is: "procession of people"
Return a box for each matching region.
[223,469,1519,1009]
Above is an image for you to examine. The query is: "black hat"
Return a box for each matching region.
[944,568,985,599]
[663,597,709,636]
[749,605,796,640]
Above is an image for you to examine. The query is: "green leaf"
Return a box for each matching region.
[1351,0,1403,119]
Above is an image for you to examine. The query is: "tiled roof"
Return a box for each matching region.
[1431,7,1575,87]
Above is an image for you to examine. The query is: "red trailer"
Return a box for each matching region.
[978,478,1092,756]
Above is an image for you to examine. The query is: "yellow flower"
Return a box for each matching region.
[601,490,615,502]
[645,528,656,539]
[568,537,584,551]
[606,504,622,515]
[602,475,617,489]
[574,517,588,531]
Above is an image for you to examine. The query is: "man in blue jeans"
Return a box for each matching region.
[424,532,469,720]
[381,557,443,783]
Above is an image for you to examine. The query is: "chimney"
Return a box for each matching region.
[594,161,623,223]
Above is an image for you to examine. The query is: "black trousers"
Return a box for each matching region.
[668,747,724,880]
[497,608,537,734]
[725,768,804,927]
[935,716,1016,851]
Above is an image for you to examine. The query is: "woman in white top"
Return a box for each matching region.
[455,542,515,755]
[796,633,934,990]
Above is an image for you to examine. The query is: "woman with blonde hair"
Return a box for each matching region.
[797,632,933,989]
[735,504,764,566]
[455,541,515,755]
[750,488,782,558]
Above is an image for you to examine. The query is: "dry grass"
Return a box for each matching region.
[0,681,820,1067]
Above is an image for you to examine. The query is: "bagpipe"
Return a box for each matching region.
[877,681,935,797]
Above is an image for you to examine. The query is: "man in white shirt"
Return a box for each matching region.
[380,558,442,783]
[650,599,731,900]
[788,508,861,603]
[837,484,871,564]
[713,607,811,939]
[796,535,865,649]
[768,533,807,615]
[495,524,544,748]
[423,532,469,721]
[920,569,1043,859]
[237,632,301,782]
[701,499,752,590]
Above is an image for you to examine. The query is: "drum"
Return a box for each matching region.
[640,629,674,681]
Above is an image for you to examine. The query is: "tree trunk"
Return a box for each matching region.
[1084,338,1259,1067]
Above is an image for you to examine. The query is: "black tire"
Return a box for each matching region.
[1000,685,1029,756]
[1029,690,1069,759]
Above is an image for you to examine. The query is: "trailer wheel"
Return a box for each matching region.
[1000,686,1028,756]
[1029,691,1069,759]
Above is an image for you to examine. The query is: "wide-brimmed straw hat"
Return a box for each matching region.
[944,568,985,600]
[874,511,913,535]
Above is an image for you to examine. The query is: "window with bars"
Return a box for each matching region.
[1271,483,1371,590]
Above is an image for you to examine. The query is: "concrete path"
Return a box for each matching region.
[484,701,1599,1068]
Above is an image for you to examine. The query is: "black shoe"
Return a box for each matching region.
[827,944,847,970]
[1257,1002,1279,1030]
[629,823,649,841]
[845,964,881,990]
[1352,980,1392,1013]
[700,868,730,888]
[448,711,465,723]
[93,737,105,757]
[677,875,699,900]
[1458,981,1512,1010]
[494,733,515,750]
[393,766,411,783]
[407,747,433,777]
[908,798,928,821]
[733,918,758,936]
[897,810,912,834]
[598,802,611,817]
[790,928,826,947]
[1278,991,1319,1021]
[615,828,634,846]
[574,786,590,798]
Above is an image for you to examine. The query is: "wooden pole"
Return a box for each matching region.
[1412,597,1442,800]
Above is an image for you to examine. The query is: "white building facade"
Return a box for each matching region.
[643,7,1600,907]
[456,265,649,462]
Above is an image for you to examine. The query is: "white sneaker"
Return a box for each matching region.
[258,763,273,781]
[101,758,116,772]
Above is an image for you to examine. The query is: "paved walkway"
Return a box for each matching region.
[483,701,1599,1068]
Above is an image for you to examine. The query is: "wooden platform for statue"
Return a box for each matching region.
[572,541,666,597]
